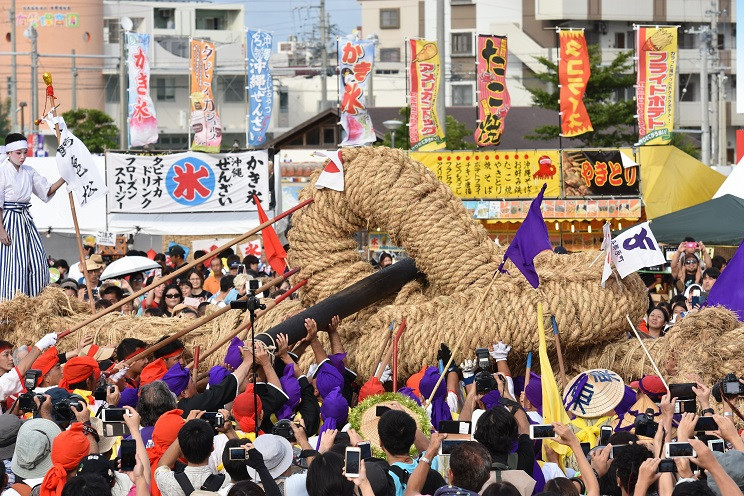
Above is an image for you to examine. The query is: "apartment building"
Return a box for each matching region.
[358,0,739,163]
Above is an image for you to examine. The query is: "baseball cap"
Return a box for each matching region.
[168,245,186,257]
[59,278,79,291]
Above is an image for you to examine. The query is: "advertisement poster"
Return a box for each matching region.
[126,32,158,147]
[474,35,510,147]
[247,29,274,147]
[190,40,222,152]
[558,30,592,137]
[408,39,445,151]
[562,150,639,196]
[635,26,678,145]
[338,37,376,146]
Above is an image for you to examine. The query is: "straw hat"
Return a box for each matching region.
[85,254,105,271]
[347,392,431,457]
[563,369,626,418]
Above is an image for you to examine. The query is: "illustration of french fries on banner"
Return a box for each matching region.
[642,29,673,51]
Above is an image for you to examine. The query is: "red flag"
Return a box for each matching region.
[253,195,287,275]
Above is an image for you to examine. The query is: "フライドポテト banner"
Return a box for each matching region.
[106,151,269,213]
[558,30,592,137]
[190,40,222,152]
[408,39,445,151]
[475,35,511,147]
[338,37,376,146]
[126,33,158,147]
[247,29,274,147]
[635,26,678,145]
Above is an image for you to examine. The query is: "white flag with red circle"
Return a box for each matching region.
[313,150,345,192]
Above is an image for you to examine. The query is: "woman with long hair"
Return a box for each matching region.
[158,283,183,317]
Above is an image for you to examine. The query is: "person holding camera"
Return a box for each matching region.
[671,238,712,292]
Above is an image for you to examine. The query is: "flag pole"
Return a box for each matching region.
[625,314,669,391]
[57,199,313,339]
[39,72,95,313]
[551,315,567,389]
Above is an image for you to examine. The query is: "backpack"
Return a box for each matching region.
[173,469,226,496]
[388,462,446,495]
[491,452,518,482]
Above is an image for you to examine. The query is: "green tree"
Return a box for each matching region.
[0,98,11,138]
[526,45,636,148]
[669,132,701,159]
[61,108,118,153]
[377,106,476,150]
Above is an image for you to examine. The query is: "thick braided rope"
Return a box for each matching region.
[287,146,649,378]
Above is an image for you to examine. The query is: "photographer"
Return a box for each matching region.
[0,333,57,407]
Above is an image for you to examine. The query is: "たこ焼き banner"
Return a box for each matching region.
[635,26,678,145]
[106,151,269,213]
[408,39,445,151]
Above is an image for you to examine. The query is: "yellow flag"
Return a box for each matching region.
[537,302,571,456]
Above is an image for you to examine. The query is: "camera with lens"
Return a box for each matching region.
[273,419,296,442]
[93,382,109,402]
[474,370,498,395]
[53,393,86,422]
[712,374,744,401]
[18,370,43,412]
[634,408,659,438]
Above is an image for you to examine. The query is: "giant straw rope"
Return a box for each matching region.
[1,146,741,396]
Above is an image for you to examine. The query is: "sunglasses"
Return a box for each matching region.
[165,293,181,298]
[685,260,698,265]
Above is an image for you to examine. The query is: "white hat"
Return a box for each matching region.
[245,434,294,481]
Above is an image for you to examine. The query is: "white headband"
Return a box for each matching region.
[3,141,28,153]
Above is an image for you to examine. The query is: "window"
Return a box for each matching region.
[221,76,245,102]
[451,32,473,55]
[104,18,121,43]
[195,9,228,30]
[154,8,175,29]
[155,36,189,58]
[452,84,473,106]
[614,32,625,49]
[305,128,320,146]
[279,88,289,113]
[380,9,400,29]
[379,48,401,63]
[154,77,176,102]
[105,75,119,103]
[322,127,335,145]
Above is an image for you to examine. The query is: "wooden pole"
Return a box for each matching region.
[122,268,299,366]
[391,319,407,392]
[626,314,669,391]
[524,351,533,389]
[551,316,567,390]
[192,345,200,383]
[56,199,313,339]
[425,272,498,408]
[41,72,95,313]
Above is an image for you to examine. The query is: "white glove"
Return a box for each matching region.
[446,391,459,412]
[377,364,392,383]
[490,341,511,362]
[110,366,129,382]
[34,333,57,351]
[460,359,477,379]
[307,363,319,378]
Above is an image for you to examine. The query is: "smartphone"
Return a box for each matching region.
[669,383,697,400]
[635,420,658,438]
[439,420,471,435]
[580,442,591,457]
[358,441,372,460]
[376,405,391,417]
[658,459,677,473]
[101,408,127,423]
[686,242,697,249]
[440,439,467,455]
[183,296,200,308]
[691,294,700,307]
[229,447,247,461]
[610,444,629,459]
[103,422,130,437]
[694,416,718,432]
[674,399,697,414]
[120,439,137,472]
[345,447,361,478]
[708,439,726,453]
[599,426,612,446]
[201,412,225,428]
[529,424,557,439]
[666,442,696,458]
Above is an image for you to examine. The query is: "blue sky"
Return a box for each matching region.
[217,0,362,42]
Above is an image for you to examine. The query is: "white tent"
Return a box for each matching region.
[714,157,744,200]
[27,157,268,235]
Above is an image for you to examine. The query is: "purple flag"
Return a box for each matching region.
[706,239,744,319]
[498,183,551,288]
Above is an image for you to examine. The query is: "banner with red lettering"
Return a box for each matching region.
[475,35,510,147]
[126,33,158,147]
[636,26,678,145]
[338,37,376,146]
[558,30,592,137]
[190,39,222,152]
[408,39,445,151]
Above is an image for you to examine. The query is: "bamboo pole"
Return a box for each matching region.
[551,316,567,390]
[57,199,313,339]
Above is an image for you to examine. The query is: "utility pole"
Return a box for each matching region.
[319,0,328,110]
[71,49,77,111]
[119,27,128,149]
[700,31,710,165]
[711,66,718,165]
[718,69,727,166]
[10,0,18,130]
[436,0,446,137]
[709,1,719,166]
[28,27,38,130]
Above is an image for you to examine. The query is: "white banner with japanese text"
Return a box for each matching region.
[106,151,269,213]
[56,128,108,207]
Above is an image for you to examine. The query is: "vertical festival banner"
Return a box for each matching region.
[475,35,510,147]
[338,37,376,146]
[190,40,222,152]
[126,33,158,147]
[247,29,274,147]
[408,39,445,151]
[635,26,678,145]
[558,30,593,137]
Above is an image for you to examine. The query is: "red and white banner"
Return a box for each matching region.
[126,33,158,147]
[558,30,592,137]
[474,35,510,147]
